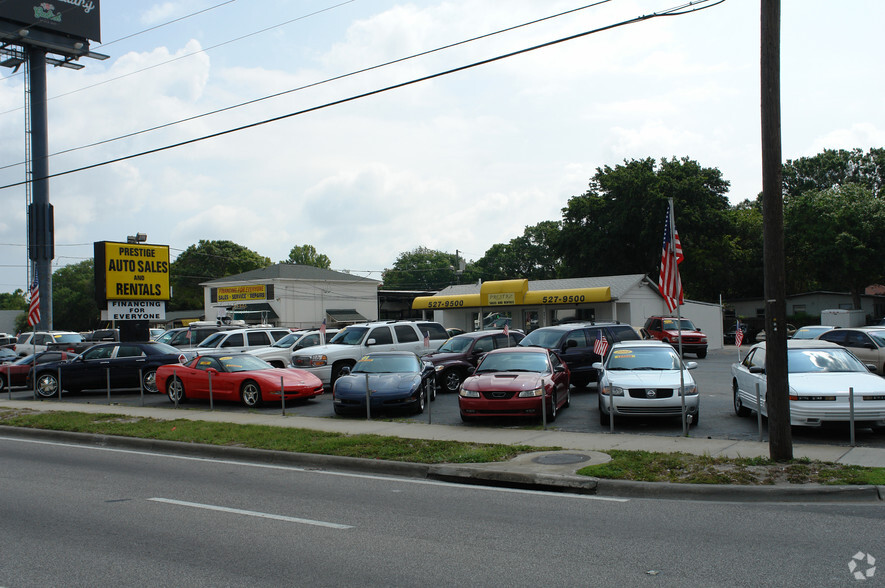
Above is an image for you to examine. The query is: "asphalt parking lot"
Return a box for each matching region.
[4,345,884,448]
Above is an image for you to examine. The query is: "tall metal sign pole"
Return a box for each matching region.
[28,47,53,330]
[760,0,792,460]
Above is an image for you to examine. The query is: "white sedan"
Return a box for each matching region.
[595,340,700,426]
[731,340,885,427]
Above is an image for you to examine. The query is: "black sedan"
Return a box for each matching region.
[28,341,189,398]
[332,351,436,416]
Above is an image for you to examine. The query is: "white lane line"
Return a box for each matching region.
[148,497,353,529]
[0,435,628,502]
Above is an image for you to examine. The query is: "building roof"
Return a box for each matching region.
[436,274,648,300]
[202,263,381,286]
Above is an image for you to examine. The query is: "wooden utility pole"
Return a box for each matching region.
[760,0,792,460]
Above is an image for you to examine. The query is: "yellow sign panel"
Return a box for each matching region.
[523,287,611,305]
[104,242,170,300]
[217,285,267,303]
[412,294,481,310]
[487,292,516,306]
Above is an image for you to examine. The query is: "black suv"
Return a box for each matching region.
[517,322,641,387]
[423,329,525,393]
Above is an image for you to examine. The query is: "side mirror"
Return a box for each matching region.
[339,366,352,376]
[685,361,699,370]
[591,361,604,369]
[365,338,377,346]
[564,339,578,350]
[749,365,764,374]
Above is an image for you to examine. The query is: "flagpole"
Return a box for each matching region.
[669,198,687,436]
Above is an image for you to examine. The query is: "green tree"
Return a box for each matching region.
[0,289,27,310]
[783,147,884,200]
[283,244,331,269]
[473,221,563,281]
[170,240,271,311]
[723,199,765,299]
[381,247,461,290]
[785,183,885,308]
[52,259,101,332]
[559,157,732,302]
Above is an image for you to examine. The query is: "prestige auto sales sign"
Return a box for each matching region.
[94,241,171,304]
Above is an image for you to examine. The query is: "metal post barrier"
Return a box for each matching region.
[173,369,179,408]
[849,386,856,447]
[57,366,62,400]
[32,366,36,400]
[541,388,547,430]
[106,367,111,405]
[208,370,214,411]
[609,388,614,433]
[139,368,144,407]
[756,383,763,442]
[280,376,285,416]
[426,380,431,424]
[5,364,11,400]
[365,372,371,420]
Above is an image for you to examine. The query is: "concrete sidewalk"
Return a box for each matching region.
[1,399,883,502]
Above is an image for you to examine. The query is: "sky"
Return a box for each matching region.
[0,0,882,295]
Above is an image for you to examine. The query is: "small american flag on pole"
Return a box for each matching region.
[27,271,40,327]
[593,330,608,358]
[423,330,430,348]
[735,319,744,347]
[658,201,684,312]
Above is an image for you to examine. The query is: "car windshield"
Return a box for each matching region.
[792,327,830,340]
[329,327,367,345]
[353,354,420,374]
[606,347,681,370]
[662,319,697,331]
[197,332,225,348]
[476,352,549,374]
[787,348,869,373]
[155,330,176,344]
[518,329,564,349]
[12,354,37,366]
[865,330,885,347]
[217,355,271,372]
[271,332,299,348]
[53,333,83,343]
[437,336,474,353]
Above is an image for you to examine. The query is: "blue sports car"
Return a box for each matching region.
[332,351,436,416]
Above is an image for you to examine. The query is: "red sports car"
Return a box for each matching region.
[458,346,570,422]
[0,351,78,390]
[156,354,323,408]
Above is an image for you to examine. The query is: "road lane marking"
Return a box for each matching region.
[148,497,353,529]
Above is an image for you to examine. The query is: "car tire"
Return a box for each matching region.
[35,372,59,398]
[571,376,589,388]
[330,361,354,387]
[547,390,557,422]
[690,411,700,427]
[564,387,571,408]
[142,369,158,393]
[424,378,436,402]
[167,378,186,404]
[0,373,6,391]
[241,380,263,408]
[696,349,707,359]
[441,369,462,393]
[414,387,426,414]
[598,405,610,426]
[733,380,750,417]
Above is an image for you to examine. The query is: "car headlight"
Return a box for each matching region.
[434,364,445,373]
[518,386,544,398]
[680,384,698,396]
[600,385,624,396]
[310,354,327,367]
[459,387,480,398]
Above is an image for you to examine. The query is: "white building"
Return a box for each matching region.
[412,274,723,349]
[201,264,381,329]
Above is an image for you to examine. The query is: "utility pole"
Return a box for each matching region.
[760,0,792,460]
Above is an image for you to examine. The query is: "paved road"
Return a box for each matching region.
[2,435,882,587]
[4,345,883,448]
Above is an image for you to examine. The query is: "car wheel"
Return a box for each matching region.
[0,373,6,391]
[442,369,462,393]
[563,387,571,408]
[35,372,59,398]
[241,381,263,408]
[424,378,436,402]
[330,361,354,387]
[690,410,700,427]
[167,378,186,404]
[571,376,589,388]
[414,387,426,414]
[547,390,557,422]
[733,380,750,417]
[696,349,707,359]
[270,360,286,369]
[142,369,158,393]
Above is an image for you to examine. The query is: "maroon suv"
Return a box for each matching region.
[424,329,524,393]
[642,316,708,358]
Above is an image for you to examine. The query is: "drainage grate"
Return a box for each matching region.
[532,453,591,465]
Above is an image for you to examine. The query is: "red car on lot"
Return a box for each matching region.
[156,353,323,408]
[0,351,78,390]
[458,347,570,422]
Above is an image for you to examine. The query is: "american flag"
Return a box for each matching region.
[503,323,509,337]
[735,319,744,347]
[27,272,40,327]
[658,202,684,312]
[593,330,608,358]
[423,330,430,348]
[319,318,326,336]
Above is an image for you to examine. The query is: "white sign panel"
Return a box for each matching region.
[103,300,166,321]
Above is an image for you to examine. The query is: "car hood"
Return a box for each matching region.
[292,343,352,357]
[255,368,323,388]
[603,369,694,388]
[663,329,703,337]
[462,372,546,392]
[334,373,421,396]
[423,351,465,364]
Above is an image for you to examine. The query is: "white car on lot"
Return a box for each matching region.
[181,327,291,355]
[290,320,448,387]
[14,331,83,357]
[732,339,885,428]
[246,328,339,368]
[595,340,700,426]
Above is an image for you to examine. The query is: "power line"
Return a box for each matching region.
[0,0,613,173]
[0,0,724,193]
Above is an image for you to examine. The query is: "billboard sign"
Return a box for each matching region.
[0,1,101,42]
[94,241,170,303]
[215,285,268,303]
[103,300,166,322]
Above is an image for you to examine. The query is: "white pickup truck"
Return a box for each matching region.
[14,331,84,357]
[247,328,339,368]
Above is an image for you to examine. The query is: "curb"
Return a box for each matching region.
[594,478,885,502]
